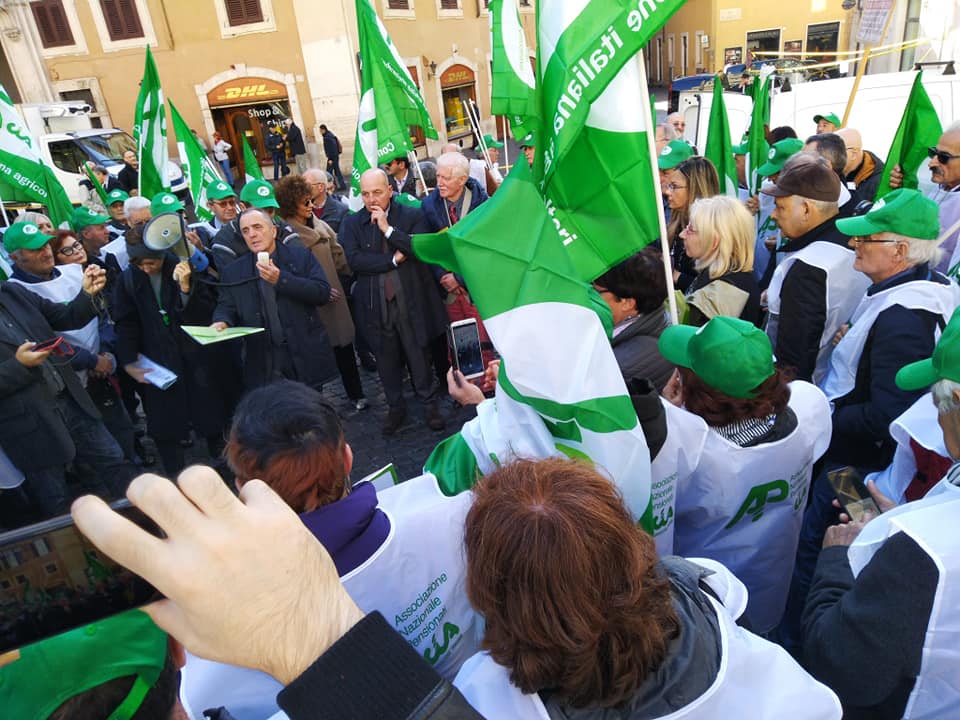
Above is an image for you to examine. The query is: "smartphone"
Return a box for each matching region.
[827,467,881,522]
[257,251,270,266]
[448,319,484,381]
[31,336,63,353]
[0,500,164,653]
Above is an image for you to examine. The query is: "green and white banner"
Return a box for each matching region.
[416,161,654,530]
[489,0,538,141]
[169,99,221,222]
[0,84,74,227]
[705,77,738,197]
[536,0,684,282]
[349,0,437,210]
[241,134,263,183]
[746,76,770,195]
[133,46,169,199]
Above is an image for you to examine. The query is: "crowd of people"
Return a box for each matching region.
[2,108,960,720]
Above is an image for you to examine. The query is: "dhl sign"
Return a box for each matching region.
[208,77,286,107]
[440,65,474,87]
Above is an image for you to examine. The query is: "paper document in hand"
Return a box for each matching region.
[130,355,178,390]
[181,326,265,345]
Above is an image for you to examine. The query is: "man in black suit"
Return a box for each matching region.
[0,222,135,520]
[339,168,448,434]
[211,208,337,392]
[319,124,346,191]
[385,154,417,197]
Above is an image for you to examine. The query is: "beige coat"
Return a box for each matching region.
[286,217,355,347]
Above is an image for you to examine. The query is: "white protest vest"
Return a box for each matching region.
[8,263,99,354]
[766,241,868,384]
[100,235,129,270]
[932,189,960,278]
[649,400,709,556]
[847,475,960,719]
[867,393,947,505]
[453,561,842,720]
[673,381,832,632]
[820,279,960,401]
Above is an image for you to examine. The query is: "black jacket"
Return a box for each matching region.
[208,218,302,271]
[844,150,885,208]
[212,242,337,390]
[390,170,417,197]
[322,131,340,161]
[117,164,138,194]
[314,196,349,234]
[285,124,306,155]
[0,282,99,471]
[265,132,285,155]
[611,311,675,392]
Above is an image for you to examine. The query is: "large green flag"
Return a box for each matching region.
[745,76,770,195]
[705,77,738,197]
[240,134,263,182]
[350,0,437,209]
[133,46,169,199]
[489,0,537,140]
[0,84,74,226]
[415,160,655,532]
[876,72,942,202]
[169,100,222,222]
[537,0,685,282]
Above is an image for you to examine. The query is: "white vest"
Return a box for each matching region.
[867,393,947,505]
[932,189,960,278]
[766,241,869,384]
[820,279,960,401]
[100,236,129,270]
[8,264,99,355]
[848,475,960,719]
[673,381,832,632]
[453,561,842,720]
[179,475,479,720]
[649,399,709,556]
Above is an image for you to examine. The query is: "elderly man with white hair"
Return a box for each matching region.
[803,307,960,719]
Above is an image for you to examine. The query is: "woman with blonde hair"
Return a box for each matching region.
[664,157,720,291]
[680,195,761,326]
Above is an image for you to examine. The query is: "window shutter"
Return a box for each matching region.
[387,0,410,8]
[225,0,264,26]
[99,0,144,41]
[439,0,459,9]
[31,0,75,48]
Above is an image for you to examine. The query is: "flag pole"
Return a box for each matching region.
[843,0,898,126]
[408,149,431,195]
[503,116,511,171]
[465,98,493,171]
[636,52,678,325]
[0,195,8,228]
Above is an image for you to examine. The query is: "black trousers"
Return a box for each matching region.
[334,343,364,400]
[376,299,436,409]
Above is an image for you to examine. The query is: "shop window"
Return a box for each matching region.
[407,65,426,147]
[806,22,839,64]
[31,0,74,48]
[387,0,410,8]
[225,0,264,26]
[440,65,477,140]
[99,0,143,41]
[746,28,781,59]
[32,538,50,556]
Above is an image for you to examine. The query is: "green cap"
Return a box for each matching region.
[482,133,504,149]
[658,140,693,170]
[71,206,111,232]
[106,188,129,206]
[757,138,805,177]
[517,133,535,148]
[0,609,167,720]
[150,192,185,215]
[3,221,52,252]
[658,316,775,398]
[393,192,422,209]
[813,112,841,128]
[897,307,960,390]
[206,179,236,200]
[835,189,940,240]
[240,179,279,209]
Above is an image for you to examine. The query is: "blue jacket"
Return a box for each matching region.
[420,177,488,284]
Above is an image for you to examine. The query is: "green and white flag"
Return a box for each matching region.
[705,77,738,197]
[489,0,537,141]
[169,99,222,222]
[82,163,109,206]
[416,161,654,531]
[349,0,437,210]
[745,76,770,195]
[133,46,169,199]
[241,134,263,183]
[876,71,942,201]
[0,84,74,227]
[537,0,684,282]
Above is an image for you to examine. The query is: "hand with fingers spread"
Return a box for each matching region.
[71,467,365,685]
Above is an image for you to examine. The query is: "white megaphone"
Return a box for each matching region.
[143,212,190,260]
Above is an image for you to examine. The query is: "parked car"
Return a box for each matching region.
[668,73,723,112]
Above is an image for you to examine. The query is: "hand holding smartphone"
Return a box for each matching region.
[447,319,484,381]
[827,467,881,522]
[31,336,64,353]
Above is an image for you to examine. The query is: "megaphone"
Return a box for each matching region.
[143,212,190,260]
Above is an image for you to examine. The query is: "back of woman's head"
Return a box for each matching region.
[226,380,347,512]
[676,157,720,205]
[465,458,678,708]
[593,247,667,314]
[689,195,755,277]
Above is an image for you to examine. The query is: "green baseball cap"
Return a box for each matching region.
[835,189,940,240]
[0,609,167,720]
[757,138,805,177]
[106,188,129,206]
[659,316,775,398]
[658,140,694,170]
[813,112,841,128]
[3,221,52,252]
[150,192,185,215]
[482,133,504,149]
[240,179,279,209]
[206,179,236,200]
[72,206,112,232]
[517,133,535,148]
[897,307,960,390]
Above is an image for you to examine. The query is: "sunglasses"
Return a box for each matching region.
[927,147,960,164]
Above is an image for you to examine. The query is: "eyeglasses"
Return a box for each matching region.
[682,224,698,234]
[665,183,687,192]
[927,147,960,164]
[852,237,901,245]
[56,241,84,256]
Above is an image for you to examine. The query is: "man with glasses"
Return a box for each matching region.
[304,167,348,233]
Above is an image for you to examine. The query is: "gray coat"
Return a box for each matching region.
[611,310,675,392]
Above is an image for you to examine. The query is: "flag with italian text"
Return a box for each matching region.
[241,134,263,182]
[490,0,537,140]
[705,77,738,197]
[133,46,169,199]
[169,99,222,222]
[349,0,437,210]
[537,0,684,282]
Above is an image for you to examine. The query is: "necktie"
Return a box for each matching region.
[448,202,459,226]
